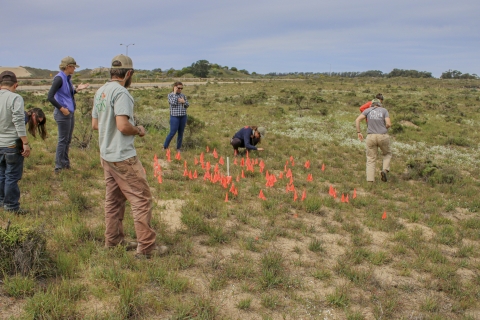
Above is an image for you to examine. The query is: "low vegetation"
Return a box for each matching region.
[1,75,480,319]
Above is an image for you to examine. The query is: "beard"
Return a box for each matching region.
[124,75,133,88]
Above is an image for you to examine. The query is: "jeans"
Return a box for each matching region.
[163,115,187,150]
[0,147,24,211]
[101,156,156,254]
[366,134,392,182]
[54,108,75,170]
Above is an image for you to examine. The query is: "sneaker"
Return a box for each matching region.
[5,208,29,215]
[135,245,169,260]
[119,240,138,251]
[381,170,388,182]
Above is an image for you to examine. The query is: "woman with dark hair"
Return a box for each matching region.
[48,56,89,173]
[25,108,47,140]
[163,81,189,152]
[230,126,266,155]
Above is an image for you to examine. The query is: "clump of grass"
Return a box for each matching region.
[237,297,252,310]
[261,293,280,309]
[326,286,350,308]
[259,251,285,289]
[308,238,324,252]
[3,275,36,298]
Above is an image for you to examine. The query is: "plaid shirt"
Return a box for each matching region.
[168,92,189,116]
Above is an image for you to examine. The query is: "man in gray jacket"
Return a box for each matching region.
[0,71,31,214]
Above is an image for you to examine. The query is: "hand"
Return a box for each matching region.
[173,86,178,94]
[137,126,146,137]
[21,144,30,158]
[77,83,90,91]
[178,97,185,104]
[257,148,264,151]
[60,107,70,116]
[357,133,364,141]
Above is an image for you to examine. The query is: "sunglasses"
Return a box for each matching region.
[176,87,183,90]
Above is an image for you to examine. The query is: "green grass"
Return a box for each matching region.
[2,76,480,319]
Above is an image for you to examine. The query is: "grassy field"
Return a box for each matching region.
[1,76,480,319]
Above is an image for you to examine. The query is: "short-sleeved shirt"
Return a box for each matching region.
[362,107,389,134]
[92,81,136,162]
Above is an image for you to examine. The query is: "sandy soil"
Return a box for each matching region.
[0,67,31,78]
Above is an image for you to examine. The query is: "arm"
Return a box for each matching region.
[385,117,391,128]
[182,94,189,108]
[11,97,30,157]
[92,117,98,130]
[243,129,257,150]
[75,83,90,93]
[115,115,145,137]
[168,93,179,106]
[355,114,366,141]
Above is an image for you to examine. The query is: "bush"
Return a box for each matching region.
[403,158,460,185]
[0,224,52,277]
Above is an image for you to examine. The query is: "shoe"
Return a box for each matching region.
[135,245,169,260]
[381,170,388,182]
[5,208,29,215]
[119,239,138,251]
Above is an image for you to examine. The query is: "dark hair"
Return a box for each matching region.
[173,81,183,88]
[249,126,261,144]
[376,93,384,100]
[27,108,47,140]
[1,80,16,87]
[110,60,133,78]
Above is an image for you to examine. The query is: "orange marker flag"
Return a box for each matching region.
[229,183,235,193]
[265,170,270,180]
[259,166,264,173]
[284,164,287,172]
[213,149,218,158]
[289,176,293,185]
[157,175,162,184]
[259,160,265,169]
[234,158,238,165]
[225,192,229,202]
[241,158,245,167]
[183,169,188,177]
[194,157,198,165]
[341,194,345,203]
[184,160,187,169]
[236,175,240,182]
[301,189,306,201]
[382,211,387,220]
[206,162,211,171]
[279,172,284,179]
[304,160,310,169]
[291,160,295,166]
[293,213,298,218]
[307,173,313,182]
[200,152,204,163]
[175,152,181,160]
[321,163,325,172]
[219,157,224,165]
[201,162,205,169]
[259,190,266,200]
[353,189,357,199]
[241,170,245,178]
[154,154,158,162]
[206,146,210,152]
[234,187,238,196]
[189,171,193,180]
[345,194,349,203]
[193,170,198,179]
[293,190,298,201]
[290,155,294,162]
[246,150,249,159]
[203,171,211,180]
[286,169,292,178]
[329,185,333,196]
[333,189,337,198]
[214,163,219,172]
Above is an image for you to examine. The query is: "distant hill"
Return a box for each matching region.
[0,67,32,78]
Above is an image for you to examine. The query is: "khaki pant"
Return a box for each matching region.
[101,156,156,254]
[366,134,392,182]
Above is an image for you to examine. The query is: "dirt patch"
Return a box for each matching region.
[400,120,420,129]
[0,67,31,78]
[156,199,185,231]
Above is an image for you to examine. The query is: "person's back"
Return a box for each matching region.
[363,105,389,134]
[93,81,136,162]
[0,89,25,147]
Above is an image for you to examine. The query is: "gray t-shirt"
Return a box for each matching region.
[363,107,389,134]
[92,81,136,162]
[0,89,26,147]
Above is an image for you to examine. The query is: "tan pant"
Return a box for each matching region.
[366,134,392,182]
[101,156,156,254]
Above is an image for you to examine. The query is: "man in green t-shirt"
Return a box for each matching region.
[92,55,167,259]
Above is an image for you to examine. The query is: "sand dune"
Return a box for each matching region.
[0,67,32,78]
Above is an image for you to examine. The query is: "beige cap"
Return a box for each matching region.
[59,56,79,69]
[111,54,133,69]
[257,127,266,138]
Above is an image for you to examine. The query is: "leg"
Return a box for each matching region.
[104,157,156,254]
[3,152,24,211]
[176,115,188,150]
[101,158,127,247]
[378,134,392,172]
[365,134,378,182]
[64,112,75,169]
[0,153,6,206]
[54,109,72,170]
[230,138,242,155]
[163,115,180,149]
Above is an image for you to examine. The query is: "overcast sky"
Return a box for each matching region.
[1,0,478,77]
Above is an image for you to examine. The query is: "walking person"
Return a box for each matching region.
[0,71,31,214]
[48,56,89,173]
[92,54,167,259]
[163,82,189,152]
[230,126,266,156]
[359,93,384,114]
[355,99,392,182]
